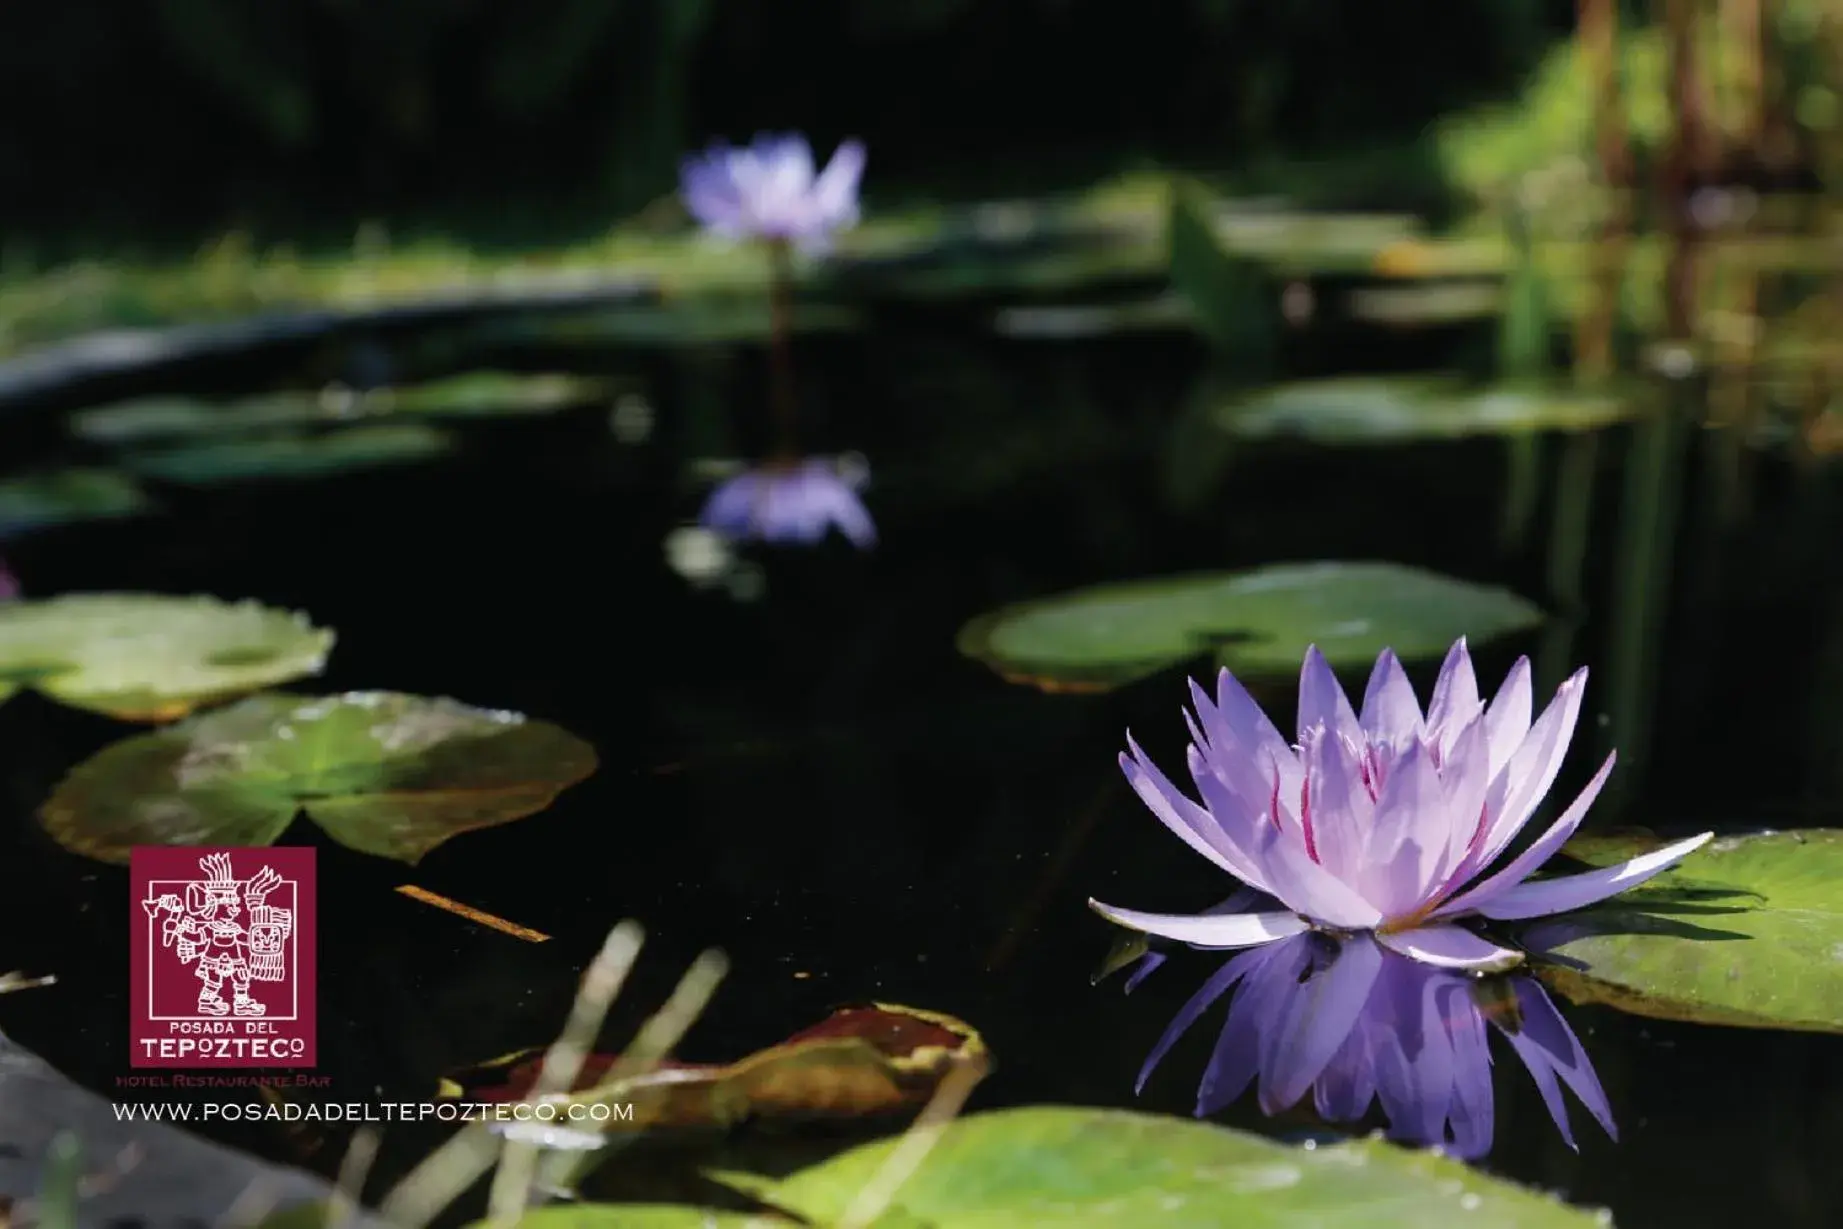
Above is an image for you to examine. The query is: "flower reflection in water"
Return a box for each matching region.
[1128,930,1614,1159]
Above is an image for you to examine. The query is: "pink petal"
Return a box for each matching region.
[1192,674,1304,810]
[1086,901,1308,948]
[1457,669,1588,884]
[811,139,866,222]
[1482,656,1533,778]
[1431,751,1617,920]
[1298,646,1362,747]
[1473,832,1715,921]
[1375,924,1524,972]
[1362,737,1449,917]
[1213,667,1298,770]
[1121,743,1273,895]
[1435,713,1492,882]
[1199,770,1384,929]
[1359,649,1424,751]
[1298,725,1371,880]
[1185,742,1306,864]
[1425,638,1482,747]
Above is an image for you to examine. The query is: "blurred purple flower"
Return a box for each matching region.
[698,458,875,549]
[1091,639,1711,972]
[0,559,19,600]
[1132,931,1614,1158]
[679,133,866,250]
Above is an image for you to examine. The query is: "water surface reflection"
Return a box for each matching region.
[1127,930,1615,1158]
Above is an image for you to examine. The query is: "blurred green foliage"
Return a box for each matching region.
[0,0,1562,238]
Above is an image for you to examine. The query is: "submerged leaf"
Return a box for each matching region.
[0,468,152,540]
[0,593,332,719]
[1531,829,1843,1033]
[121,423,453,485]
[39,690,597,864]
[73,373,617,445]
[500,1107,1612,1227]
[958,561,1544,691]
[1213,375,1641,445]
[440,1003,985,1129]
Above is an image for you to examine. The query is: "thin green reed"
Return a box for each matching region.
[1536,224,1628,699]
[35,1131,81,1229]
[1601,237,1700,816]
[1495,205,1548,555]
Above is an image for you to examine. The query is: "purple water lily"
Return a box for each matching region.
[699,458,876,549]
[1091,639,1711,972]
[1133,931,1614,1158]
[680,133,866,250]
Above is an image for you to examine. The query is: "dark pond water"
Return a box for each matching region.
[1,253,1842,1226]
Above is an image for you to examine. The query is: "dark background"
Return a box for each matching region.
[0,0,1569,241]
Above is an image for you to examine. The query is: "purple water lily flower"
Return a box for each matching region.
[1090,639,1711,972]
[1134,931,1614,1158]
[680,133,866,250]
[698,458,875,549]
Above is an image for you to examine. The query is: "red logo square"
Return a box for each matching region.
[129,847,317,1068]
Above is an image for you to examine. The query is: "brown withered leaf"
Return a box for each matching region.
[436,1002,987,1130]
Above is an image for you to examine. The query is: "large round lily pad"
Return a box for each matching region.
[1531,829,1843,1034]
[0,468,151,540]
[39,690,598,865]
[499,1107,1609,1228]
[121,423,453,485]
[0,593,333,719]
[958,561,1545,691]
[1213,375,1641,445]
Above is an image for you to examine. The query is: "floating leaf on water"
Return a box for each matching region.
[38,690,598,864]
[368,371,617,417]
[525,301,863,347]
[74,375,615,446]
[1531,829,1843,1033]
[1212,375,1642,445]
[0,593,333,719]
[69,395,317,445]
[439,1003,985,1129]
[512,1106,1611,1228]
[1345,280,1504,325]
[958,561,1545,692]
[121,423,453,485]
[992,294,1190,340]
[0,468,152,540]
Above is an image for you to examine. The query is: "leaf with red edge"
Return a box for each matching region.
[436,1002,987,1129]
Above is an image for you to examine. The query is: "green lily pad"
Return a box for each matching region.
[74,375,615,446]
[367,371,617,417]
[39,690,599,865]
[121,423,453,485]
[69,395,314,444]
[497,1107,1609,1228]
[1213,375,1641,445]
[0,468,152,540]
[0,593,333,719]
[527,301,863,347]
[1533,829,1843,1033]
[958,561,1545,692]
